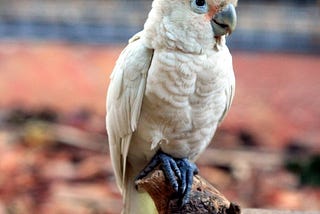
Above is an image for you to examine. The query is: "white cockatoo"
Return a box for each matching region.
[106,0,237,213]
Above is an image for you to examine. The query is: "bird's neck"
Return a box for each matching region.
[141,4,218,54]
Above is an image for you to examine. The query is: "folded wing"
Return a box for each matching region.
[106,34,154,191]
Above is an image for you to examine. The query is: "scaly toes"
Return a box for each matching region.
[135,150,198,206]
[158,152,180,192]
[177,158,198,206]
[135,150,181,192]
[135,151,161,181]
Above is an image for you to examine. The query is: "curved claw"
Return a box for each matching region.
[177,158,198,206]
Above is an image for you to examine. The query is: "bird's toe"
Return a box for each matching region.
[136,150,198,205]
[177,158,198,206]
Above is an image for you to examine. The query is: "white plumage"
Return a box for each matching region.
[106,0,236,213]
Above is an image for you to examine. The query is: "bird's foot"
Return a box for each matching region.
[176,158,198,205]
[135,150,198,206]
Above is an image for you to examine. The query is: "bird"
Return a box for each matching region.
[106,0,237,213]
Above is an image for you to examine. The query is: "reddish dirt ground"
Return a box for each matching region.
[0,42,320,212]
[0,42,319,148]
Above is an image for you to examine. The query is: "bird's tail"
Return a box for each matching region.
[122,166,157,214]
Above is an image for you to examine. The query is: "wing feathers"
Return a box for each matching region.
[106,36,154,191]
[218,49,235,124]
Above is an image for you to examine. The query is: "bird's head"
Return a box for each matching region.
[143,0,237,53]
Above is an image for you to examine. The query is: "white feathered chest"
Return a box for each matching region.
[131,47,234,160]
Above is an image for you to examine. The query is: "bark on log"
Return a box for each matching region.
[136,170,241,214]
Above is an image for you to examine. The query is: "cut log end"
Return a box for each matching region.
[136,170,241,214]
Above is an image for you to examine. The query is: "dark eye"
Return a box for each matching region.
[196,0,206,6]
[191,0,208,14]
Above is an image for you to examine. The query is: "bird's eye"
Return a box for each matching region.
[191,0,208,14]
[196,0,205,6]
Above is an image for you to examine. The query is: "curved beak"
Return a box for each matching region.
[211,4,237,37]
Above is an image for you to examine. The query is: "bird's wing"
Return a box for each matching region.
[218,48,235,124]
[106,34,154,192]
[219,79,235,123]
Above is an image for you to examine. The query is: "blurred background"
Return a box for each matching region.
[0,0,319,213]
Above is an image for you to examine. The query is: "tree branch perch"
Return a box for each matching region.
[136,170,241,214]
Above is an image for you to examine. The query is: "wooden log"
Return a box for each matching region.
[136,170,241,214]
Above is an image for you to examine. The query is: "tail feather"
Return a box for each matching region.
[122,166,157,214]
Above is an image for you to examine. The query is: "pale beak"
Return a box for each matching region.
[211,4,237,37]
